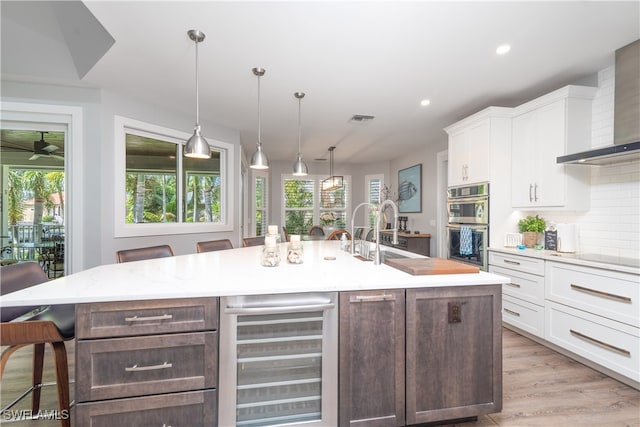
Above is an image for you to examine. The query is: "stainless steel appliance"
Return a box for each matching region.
[447,183,489,270]
[219,292,338,427]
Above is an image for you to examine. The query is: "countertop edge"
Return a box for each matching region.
[488,246,640,275]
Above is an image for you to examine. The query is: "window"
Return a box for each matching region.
[365,174,383,227]
[252,171,268,236]
[115,116,234,237]
[282,174,350,235]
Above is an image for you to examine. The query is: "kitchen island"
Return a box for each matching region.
[2,241,509,426]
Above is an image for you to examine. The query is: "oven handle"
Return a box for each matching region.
[447,196,489,204]
[225,302,335,315]
[447,224,488,230]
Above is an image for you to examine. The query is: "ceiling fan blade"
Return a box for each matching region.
[29,153,40,161]
[51,154,64,160]
[43,144,59,152]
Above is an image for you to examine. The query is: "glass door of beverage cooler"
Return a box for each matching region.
[219,293,338,427]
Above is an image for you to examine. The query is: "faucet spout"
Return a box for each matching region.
[373,200,399,265]
[350,202,375,255]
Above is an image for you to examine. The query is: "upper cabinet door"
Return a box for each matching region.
[511,86,595,210]
[447,119,490,187]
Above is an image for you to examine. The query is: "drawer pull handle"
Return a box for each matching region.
[125,361,173,372]
[354,294,396,302]
[124,314,173,322]
[570,284,631,303]
[504,308,520,317]
[504,259,521,266]
[570,330,631,357]
[506,282,521,288]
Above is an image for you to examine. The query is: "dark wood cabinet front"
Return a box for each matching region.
[406,285,502,424]
[339,290,405,427]
[339,285,502,427]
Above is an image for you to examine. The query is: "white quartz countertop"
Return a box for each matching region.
[489,246,640,275]
[2,241,509,307]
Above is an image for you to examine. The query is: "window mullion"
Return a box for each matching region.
[177,144,184,223]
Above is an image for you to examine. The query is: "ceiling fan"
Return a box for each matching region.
[29,131,63,160]
[1,131,64,161]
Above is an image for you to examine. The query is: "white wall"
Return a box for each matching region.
[528,65,640,259]
[2,80,242,269]
[390,137,448,255]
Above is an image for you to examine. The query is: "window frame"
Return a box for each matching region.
[114,115,234,237]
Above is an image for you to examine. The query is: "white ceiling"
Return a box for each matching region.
[3,1,639,165]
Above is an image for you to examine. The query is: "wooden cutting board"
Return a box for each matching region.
[384,257,480,275]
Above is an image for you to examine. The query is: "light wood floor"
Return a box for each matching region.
[1,328,638,426]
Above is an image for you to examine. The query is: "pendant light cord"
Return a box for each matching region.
[195,38,200,127]
[257,74,261,145]
[297,97,302,155]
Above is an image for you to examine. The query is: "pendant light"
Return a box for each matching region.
[250,67,269,169]
[184,29,211,159]
[292,92,309,176]
[321,146,343,191]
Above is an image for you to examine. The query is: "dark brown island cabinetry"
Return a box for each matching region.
[380,231,431,256]
[340,285,502,426]
[75,297,219,426]
[339,289,406,426]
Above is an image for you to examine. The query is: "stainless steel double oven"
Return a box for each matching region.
[446,182,489,271]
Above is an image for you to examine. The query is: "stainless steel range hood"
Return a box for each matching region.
[557,39,640,165]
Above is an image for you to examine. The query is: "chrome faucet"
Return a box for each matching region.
[373,200,399,265]
[350,202,375,255]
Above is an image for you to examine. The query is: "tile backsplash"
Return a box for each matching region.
[536,65,640,260]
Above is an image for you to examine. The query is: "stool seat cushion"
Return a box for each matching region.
[29,304,75,339]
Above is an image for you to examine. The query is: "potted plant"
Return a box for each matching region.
[518,215,546,248]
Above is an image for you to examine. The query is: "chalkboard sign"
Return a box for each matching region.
[545,230,557,250]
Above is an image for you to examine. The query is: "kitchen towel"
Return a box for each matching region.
[460,226,473,255]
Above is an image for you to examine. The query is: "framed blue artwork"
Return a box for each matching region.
[397,164,421,213]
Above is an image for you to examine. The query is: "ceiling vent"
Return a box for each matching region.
[349,114,375,123]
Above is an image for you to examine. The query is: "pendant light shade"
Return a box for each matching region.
[184,29,211,159]
[250,67,269,169]
[292,92,308,176]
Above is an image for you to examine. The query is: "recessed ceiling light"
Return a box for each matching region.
[420,99,431,107]
[496,44,511,55]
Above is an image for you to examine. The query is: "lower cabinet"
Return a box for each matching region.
[339,285,502,426]
[75,389,217,426]
[339,290,406,426]
[75,297,219,426]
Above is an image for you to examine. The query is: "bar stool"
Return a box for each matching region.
[196,239,233,253]
[115,245,174,263]
[0,262,74,427]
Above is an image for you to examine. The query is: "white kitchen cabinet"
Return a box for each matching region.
[489,251,545,338]
[545,261,639,385]
[490,247,640,389]
[511,85,596,210]
[445,107,512,187]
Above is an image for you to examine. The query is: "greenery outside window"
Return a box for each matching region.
[366,174,383,227]
[115,116,234,237]
[283,174,350,235]
[252,171,268,236]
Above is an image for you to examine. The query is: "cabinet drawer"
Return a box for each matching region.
[77,331,218,401]
[489,252,544,276]
[545,302,639,382]
[490,265,545,305]
[75,389,216,427]
[545,263,639,327]
[502,294,544,338]
[77,297,218,338]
